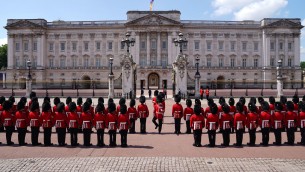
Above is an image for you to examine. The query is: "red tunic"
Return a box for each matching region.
[40,111,54,128]
[152,97,157,105]
[285,111,298,128]
[172,103,183,119]
[219,112,233,129]
[299,111,305,128]
[234,113,247,130]
[259,111,271,128]
[117,113,130,130]
[15,110,29,128]
[93,112,107,129]
[154,103,165,119]
[137,103,149,118]
[204,107,211,118]
[1,110,15,127]
[52,105,58,113]
[80,111,93,129]
[183,107,194,121]
[271,111,284,129]
[190,114,205,130]
[205,89,209,96]
[246,112,259,129]
[28,111,41,127]
[127,107,138,119]
[206,113,219,130]
[68,112,80,128]
[106,113,118,130]
[54,112,68,128]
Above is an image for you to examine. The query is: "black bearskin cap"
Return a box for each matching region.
[98,97,104,104]
[157,94,163,103]
[30,91,36,99]
[194,104,201,115]
[69,102,77,112]
[77,97,83,105]
[159,92,165,99]
[0,96,5,104]
[236,102,243,113]
[280,96,287,104]
[154,90,159,96]
[174,94,181,103]
[86,98,92,105]
[95,103,105,113]
[120,104,127,114]
[30,101,39,112]
[32,97,38,103]
[43,97,50,103]
[210,103,218,115]
[9,96,15,103]
[20,97,27,104]
[286,101,294,111]
[82,102,90,112]
[269,96,275,104]
[17,101,25,111]
[219,97,225,105]
[57,102,65,113]
[119,97,126,105]
[186,99,192,107]
[2,100,11,111]
[248,102,257,112]
[66,97,72,105]
[275,102,283,111]
[207,98,214,106]
[299,101,305,111]
[139,96,146,103]
[42,102,51,112]
[195,99,201,105]
[229,97,235,106]
[258,97,264,104]
[54,97,60,106]
[303,95,305,102]
[249,97,256,104]
[239,97,246,105]
[108,98,114,104]
[261,101,270,111]
[222,103,230,113]
[292,95,299,104]
[130,99,136,107]
[108,102,116,113]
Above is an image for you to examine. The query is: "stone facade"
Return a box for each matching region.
[5,11,304,90]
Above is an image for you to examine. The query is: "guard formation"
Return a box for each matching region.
[0,91,305,148]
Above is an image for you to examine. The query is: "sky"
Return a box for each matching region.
[0,0,304,60]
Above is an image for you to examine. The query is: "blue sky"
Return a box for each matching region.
[0,0,304,60]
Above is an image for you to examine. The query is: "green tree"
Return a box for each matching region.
[0,44,7,69]
[301,61,305,70]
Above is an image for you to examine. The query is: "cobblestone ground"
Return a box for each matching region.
[0,157,305,172]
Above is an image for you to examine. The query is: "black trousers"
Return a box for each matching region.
[70,128,78,146]
[158,119,163,133]
[56,128,66,146]
[174,118,181,133]
[5,126,14,144]
[43,127,52,146]
[193,129,202,146]
[235,129,244,146]
[301,128,305,144]
[97,129,105,146]
[248,129,256,145]
[120,130,128,146]
[261,128,270,145]
[140,118,147,133]
[17,128,27,145]
[186,120,191,133]
[31,127,40,145]
[83,128,92,146]
[208,130,216,146]
[273,128,282,145]
[200,94,203,100]
[129,118,136,133]
[286,127,295,145]
[109,130,117,146]
[222,128,231,146]
[152,116,158,127]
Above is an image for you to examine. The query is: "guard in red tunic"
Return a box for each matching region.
[81,102,93,146]
[118,104,130,147]
[206,103,219,147]
[28,91,36,108]
[239,97,248,114]
[195,99,205,118]
[137,96,149,133]
[9,96,17,116]
[259,101,271,146]
[1,101,15,145]
[0,96,6,134]
[184,99,193,134]
[53,97,61,113]
[284,101,298,145]
[152,90,159,128]
[117,98,126,116]
[172,95,183,135]
[68,102,80,146]
[298,102,305,145]
[154,94,165,134]
[128,99,138,133]
[205,87,210,100]
[40,102,54,146]
[234,102,247,147]
[218,97,226,133]
[204,98,214,118]
[54,102,68,146]
[15,101,29,146]
[85,98,95,118]
[76,97,83,133]
[220,103,232,147]
[28,101,41,146]
[107,102,118,147]
[292,95,300,132]
[190,104,205,147]
[94,103,107,147]
[229,98,236,133]
[65,97,72,114]
[269,97,276,116]
[247,103,259,146]
[272,102,284,145]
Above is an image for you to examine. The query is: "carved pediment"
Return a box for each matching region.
[264,19,303,29]
[5,20,46,29]
[125,13,181,26]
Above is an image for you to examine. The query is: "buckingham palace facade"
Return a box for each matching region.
[4,10,304,90]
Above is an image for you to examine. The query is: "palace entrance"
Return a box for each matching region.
[148,73,159,89]
[217,76,225,89]
[81,75,91,89]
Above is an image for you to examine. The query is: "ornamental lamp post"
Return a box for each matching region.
[25,60,32,97]
[121,32,135,54]
[174,33,188,55]
[194,56,201,98]
[108,57,114,99]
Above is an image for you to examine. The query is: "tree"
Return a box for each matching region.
[0,44,7,69]
[301,61,305,70]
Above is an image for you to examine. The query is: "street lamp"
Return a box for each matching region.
[61,79,64,97]
[194,56,201,98]
[12,73,16,96]
[45,81,49,97]
[25,60,32,97]
[174,33,188,54]
[109,57,114,75]
[121,32,135,54]
[27,60,32,79]
[108,57,115,99]
[92,79,95,97]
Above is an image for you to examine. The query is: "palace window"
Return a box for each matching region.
[72,58,77,67]
[279,42,284,51]
[140,56,147,66]
[270,42,275,51]
[108,42,113,51]
[254,59,258,67]
[33,42,37,51]
[84,42,89,52]
[242,42,247,52]
[194,41,200,50]
[84,58,89,67]
[254,42,258,51]
[288,58,292,67]
[219,58,223,67]
[16,43,20,51]
[49,43,54,52]
[72,42,77,52]
[242,59,247,67]
[96,42,101,51]
[15,57,20,67]
[96,58,100,67]
[230,41,235,51]
[60,42,66,51]
[230,58,235,67]
[161,55,167,67]
[24,42,29,52]
[151,55,157,66]
[207,58,211,67]
[288,42,292,51]
[140,41,146,50]
[49,59,54,68]
[162,41,167,49]
[270,57,275,67]
[60,58,65,68]
[218,41,224,51]
[151,40,157,49]
[207,41,212,51]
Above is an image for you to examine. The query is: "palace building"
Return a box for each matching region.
[5,10,304,90]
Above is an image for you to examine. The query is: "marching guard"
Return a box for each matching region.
[94,103,107,147]
[68,102,80,146]
[228,98,236,133]
[190,104,205,147]
[154,94,165,134]
[53,97,60,113]
[137,96,149,134]
[206,103,219,147]
[298,101,305,145]
[118,104,130,147]
[183,99,194,134]
[259,101,271,146]
[220,103,232,147]
[28,101,41,146]
[40,102,54,146]
[152,90,159,129]
[285,101,298,145]
[234,102,247,147]
[272,102,284,145]
[128,99,138,133]
[107,102,118,147]
[172,95,183,135]
[247,102,258,146]
[15,101,29,146]
[54,102,68,146]
[81,102,93,146]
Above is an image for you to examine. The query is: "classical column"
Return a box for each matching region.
[294,33,301,66]
[157,32,161,66]
[277,59,283,98]
[135,32,140,64]
[167,32,173,65]
[146,32,150,66]
[108,75,114,99]
[7,34,14,69]
[2,73,6,88]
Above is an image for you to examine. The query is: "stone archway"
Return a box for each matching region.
[81,75,91,89]
[217,76,225,89]
[148,73,159,89]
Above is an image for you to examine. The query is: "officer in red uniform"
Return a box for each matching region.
[285,101,298,145]
[220,103,233,147]
[118,104,130,147]
[65,97,72,114]
[28,101,41,146]
[239,97,248,114]
[195,99,205,118]
[200,87,204,100]
[85,98,95,118]
[128,99,138,133]
[234,102,247,147]
[184,99,193,134]
[15,101,29,146]
[298,101,305,145]
[204,98,213,118]
[154,94,165,134]
[206,103,219,147]
[54,102,68,146]
[152,90,159,128]
[190,104,205,147]
[247,102,259,146]
[272,102,284,145]
[1,100,15,145]
[259,101,271,146]
[269,97,276,115]
[9,96,17,116]
[81,102,93,146]
[94,103,107,147]
[0,96,6,133]
[76,97,83,133]
[228,98,236,133]
[117,98,126,116]
[53,97,61,113]
[40,102,54,146]
[107,102,118,147]
[205,87,210,99]
[172,95,183,135]
[68,102,80,146]
[137,96,149,133]
[218,97,226,133]
[28,91,36,108]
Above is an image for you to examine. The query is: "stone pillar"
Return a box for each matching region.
[173,54,188,95]
[7,34,14,69]
[108,74,114,99]
[195,74,201,98]
[146,33,150,66]
[26,77,32,97]
[157,32,161,66]
[277,60,283,98]
[2,73,6,89]
[121,54,135,98]
[294,33,301,66]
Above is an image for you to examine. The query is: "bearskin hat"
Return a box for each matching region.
[210,103,218,115]
[30,91,36,99]
[86,98,92,105]
[77,97,83,105]
[275,102,283,111]
[57,102,65,113]
[32,97,38,103]
[130,99,136,107]
[269,96,275,104]
[17,101,25,111]
[303,95,305,102]
[194,104,201,115]
[236,102,244,113]
[154,90,159,96]
[20,97,27,104]
[119,97,126,105]
[292,95,299,104]
[108,102,116,113]
[286,101,294,111]
[229,97,235,106]
[222,103,230,113]
[43,96,50,103]
[69,102,77,112]
[280,96,287,104]
[42,102,51,112]
[108,98,114,104]
[239,97,246,105]
[0,96,5,105]
[195,99,201,105]
[261,101,270,111]
[299,101,305,111]
[30,101,39,112]
[258,97,264,104]
[98,97,104,104]
[219,97,225,105]
[2,100,11,111]
[95,103,105,113]
[82,102,90,112]
[249,97,256,105]
[207,98,214,106]
[139,96,146,103]
[9,96,15,103]
[248,102,257,113]
[120,104,127,114]
[174,94,181,103]
[186,99,192,107]
[156,94,163,103]
[54,97,60,106]
[66,97,72,105]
